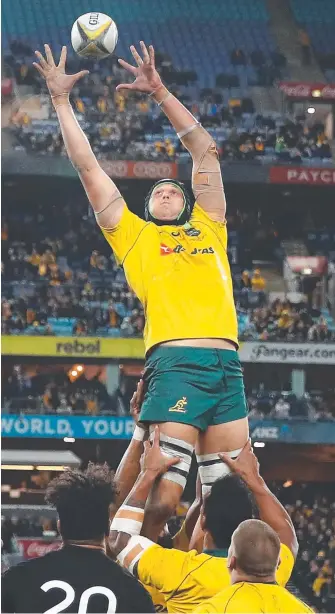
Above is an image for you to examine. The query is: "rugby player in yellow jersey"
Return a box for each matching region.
[193,520,313,613]
[110,433,298,614]
[33,42,249,541]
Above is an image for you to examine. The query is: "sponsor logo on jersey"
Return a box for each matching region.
[169,397,188,413]
[160,243,214,256]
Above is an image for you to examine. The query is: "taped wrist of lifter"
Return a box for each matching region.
[110,506,144,535]
[133,425,147,442]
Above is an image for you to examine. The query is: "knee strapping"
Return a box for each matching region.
[150,432,194,490]
[196,447,243,497]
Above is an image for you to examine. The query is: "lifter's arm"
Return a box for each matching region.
[117,42,226,221]
[33,45,124,229]
[110,427,178,559]
[220,442,299,559]
[114,380,148,509]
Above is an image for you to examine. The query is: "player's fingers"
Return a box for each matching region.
[118,58,137,75]
[58,46,67,69]
[44,44,56,66]
[140,41,150,64]
[33,62,45,77]
[218,451,236,470]
[73,70,90,83]
[149,45,155,66]
[166,456,180,468]
[35,50,48,69]
[130,45,143,66]
[143,440,151,453]
[115,83,136,91]
[153,425,160,447]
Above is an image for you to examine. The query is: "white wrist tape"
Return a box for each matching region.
[133,426,146,441]
[110,505,144,536]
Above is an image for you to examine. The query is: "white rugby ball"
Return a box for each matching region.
[71,12,118,59]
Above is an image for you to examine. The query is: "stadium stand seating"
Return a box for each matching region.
[290,0,335,82]
[2,0,278,89]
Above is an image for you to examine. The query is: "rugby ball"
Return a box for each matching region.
[71,12,118,59]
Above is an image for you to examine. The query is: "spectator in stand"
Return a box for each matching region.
[251,269,266,292]
[272,397,291,419]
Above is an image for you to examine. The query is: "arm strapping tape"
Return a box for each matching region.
[117,535,154,574]
[177,122,200,140]
[110,505,144,536]
[94,191,123,218]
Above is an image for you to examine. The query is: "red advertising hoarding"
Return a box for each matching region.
[278,82,335,100]
[99,160,178,180]
[17,538,61,559]
[270,166,335,186]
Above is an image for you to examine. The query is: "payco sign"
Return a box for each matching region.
[239,343,335,365]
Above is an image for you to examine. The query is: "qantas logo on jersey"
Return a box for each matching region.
[160,243,214,256]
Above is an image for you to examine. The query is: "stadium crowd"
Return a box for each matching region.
[3,203,334,342]
[6,44,332,164]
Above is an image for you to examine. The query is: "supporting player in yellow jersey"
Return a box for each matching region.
[110,432,298,614]
[33,42,249,541]
[193,520,313,613]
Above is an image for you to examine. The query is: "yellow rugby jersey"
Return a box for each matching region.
[136,544,294,614]
[192,582,314,613]
[101,202,238,354]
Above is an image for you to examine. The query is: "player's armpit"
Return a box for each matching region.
[181,126,226,222]
[76,162,125,228]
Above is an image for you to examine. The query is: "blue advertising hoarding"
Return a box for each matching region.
[1,415,335,444]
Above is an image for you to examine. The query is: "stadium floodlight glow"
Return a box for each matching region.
[35,465,70,471]
[71,370,78,377]
[76,365,84,372]
[312,89,321,97]
[1,464,35,470]
[253,441,265,448]
[283,480,293,488]
[302,267,312,275]
[307,107,315,114]
[64,437,76,443]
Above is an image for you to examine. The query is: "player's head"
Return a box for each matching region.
[228,519,280,582]
[144,179,193,226]
[201,475,255,550]
[45,462,116,545]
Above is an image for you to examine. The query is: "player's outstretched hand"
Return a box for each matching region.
[116,41,162,94]
[33,45,89,97]
[219,440,262,490]
[130,379,145,424]
[141,426,179,476]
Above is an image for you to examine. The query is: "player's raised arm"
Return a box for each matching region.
[117,42,226,222]
[219,442,299,559]
[33,45,124,229]
[110,427,179,568]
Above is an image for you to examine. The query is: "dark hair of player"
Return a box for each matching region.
[45,462,116,542]
[203,474,256,549]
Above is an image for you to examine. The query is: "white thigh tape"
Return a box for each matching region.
[197,448,243,489]
[151,432,194,489]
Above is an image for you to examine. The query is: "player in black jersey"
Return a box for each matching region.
[1,463,155,614]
